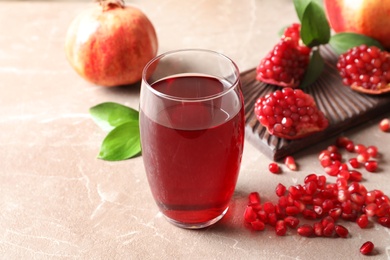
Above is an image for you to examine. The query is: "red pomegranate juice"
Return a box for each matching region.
[140,75,244,225]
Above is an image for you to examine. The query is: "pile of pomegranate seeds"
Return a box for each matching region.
[245,136,387,255]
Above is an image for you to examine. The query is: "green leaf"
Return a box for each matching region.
[293,0,311,21]
[294,0,323,22]
[300,48,324,89]
[98,121,141,161]
[89,102,139,132]
[300,1,330,47]
[329,32,384,55]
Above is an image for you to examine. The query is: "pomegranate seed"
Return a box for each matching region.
[268,213,277,226]
[345,141,355,152]
[364,203,378,217]
[263,201,275,214]
[365,191,376,204]
[328,207,342,220]
[275,204,286,219]
[248,192,261,204]
[320,156,332,167]
[337,170,350,180]
[284,216,299,228]
[304,181,317,195]
[366,145,378,157]
[336,136,350,147]
[325,163,340,176]
[285,206,300,216]
[275,220,287,236]
[249,202,262,211]
[251,219,266,231]
[338,189,350,202]
[289,185,303,200]
[364,160,378,172]
[349,158,360,168]
[302,209,317,220]
[323,222,335,237]
[376,203,390,217]
[321,216,334,227]
[297,224,314,237]
[360,241,374,255]
[351,193,365,205]
[318,150,331,161]
[269,162,280,174]
[379,118,390,132]
[314,205,323,216]
[313,222,323,236]
[304,173,318,183]
[336,177,348,189]
[317,175,327,189]
[322,199,334,212]
[342,200,353,214]
[357,151,370,163]
[327,145,339,153]
[330,152,342,161]
[278,196,289,208]
[275,183,286,197]
[335,224,349,238]
[284,156,297,171]
[257,210,268,222]
[244,206,257,223]
[354,144,366,153]
[377,216,390,228]
[357,214,369,228]
[348,182,361,194]
[349,170,363,182]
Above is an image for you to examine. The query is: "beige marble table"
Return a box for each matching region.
[1,1,390,259]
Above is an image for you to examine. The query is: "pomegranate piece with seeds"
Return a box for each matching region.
[337,44,390,95]
[254,88,329,139]
[256,23,311,88]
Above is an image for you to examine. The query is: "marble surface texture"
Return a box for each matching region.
[1,0,390,259]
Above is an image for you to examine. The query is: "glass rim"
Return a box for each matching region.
[142,49,241,102]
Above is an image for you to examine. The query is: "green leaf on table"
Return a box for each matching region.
[300,1,330,47]
[89,102,139,132]
[299,48,324,89]
[98,121,141,161]
[329,32,384,55]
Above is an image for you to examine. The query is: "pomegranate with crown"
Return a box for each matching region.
[65,0,158,87]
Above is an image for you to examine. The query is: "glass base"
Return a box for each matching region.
[163,207,229,229]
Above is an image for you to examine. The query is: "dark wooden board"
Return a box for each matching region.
[242,46,390,161]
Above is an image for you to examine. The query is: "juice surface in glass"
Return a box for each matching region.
[140,75,244,226]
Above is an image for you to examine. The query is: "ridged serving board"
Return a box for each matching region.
[242,45,390,161]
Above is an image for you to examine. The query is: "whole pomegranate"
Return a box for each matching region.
[324,0,390,50]
[65,0,158,87]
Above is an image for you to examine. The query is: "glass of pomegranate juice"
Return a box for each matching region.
[140,49,245,229]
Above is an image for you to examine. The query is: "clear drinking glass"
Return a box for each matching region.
[139,49,245,229]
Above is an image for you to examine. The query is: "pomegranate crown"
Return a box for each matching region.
[97,0,125,11]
